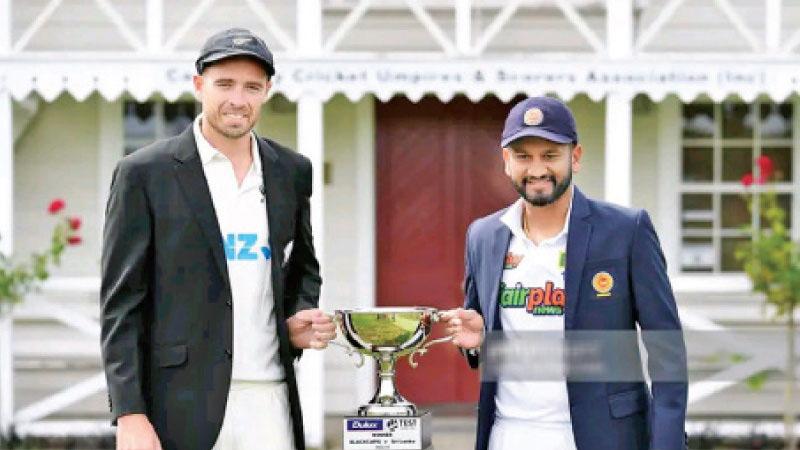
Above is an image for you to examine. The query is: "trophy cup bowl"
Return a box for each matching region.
[334,307,452,417]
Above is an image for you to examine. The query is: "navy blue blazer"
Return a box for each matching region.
[463,187,687,450]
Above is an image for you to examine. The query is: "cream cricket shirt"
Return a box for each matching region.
[490,193,577,450]
[194,116,284,381]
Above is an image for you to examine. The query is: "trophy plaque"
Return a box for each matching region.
[331,307,451,450]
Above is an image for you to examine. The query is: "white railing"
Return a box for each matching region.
[0,277,110,438]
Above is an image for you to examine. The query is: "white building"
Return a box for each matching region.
[1,0,800,446]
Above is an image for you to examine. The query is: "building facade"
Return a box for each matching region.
[1,0,800,445]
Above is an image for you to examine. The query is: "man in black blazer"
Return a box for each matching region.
[100,28,335,450]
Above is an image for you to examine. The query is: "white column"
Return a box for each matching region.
[766,0,782,54]
[296,101,324,297]
[296,94,325,449]
[0,0,13,437]
[455,0,472,55]
[656,96,682,276]
[354,96,376,403]
[604,0,633,206]
[604,94,633,207]
[0,0,11,255]
[0,0,9,52]
[606,0,633,59]
[295,1,325,447]
[146,0,163,53]
[0,90,15,438]
[297,0,322,57]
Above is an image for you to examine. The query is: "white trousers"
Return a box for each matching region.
[212,380,295,450]
[488,417,577,450]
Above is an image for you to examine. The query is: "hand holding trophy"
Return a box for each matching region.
[439,307,485,350]
[286,308,337,349]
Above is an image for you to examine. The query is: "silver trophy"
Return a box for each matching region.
[332,307,452,417]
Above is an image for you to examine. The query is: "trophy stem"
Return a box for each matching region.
[358,350,417,416]
[377,351,400,405]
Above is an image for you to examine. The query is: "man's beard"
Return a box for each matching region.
[208,111,256,139]
[512,166,572,207]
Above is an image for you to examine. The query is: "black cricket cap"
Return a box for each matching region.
[195,28,275,77]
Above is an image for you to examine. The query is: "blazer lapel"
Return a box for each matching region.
[564,187,592,330]
[485,221,511,332]
[256,137,285,259]
[256,137,293,316]
[172,127,230,288]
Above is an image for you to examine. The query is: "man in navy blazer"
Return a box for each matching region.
[442,97,687,450]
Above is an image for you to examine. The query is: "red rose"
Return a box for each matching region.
[756,155,774,183]
[741,173,754,187]
[48,199,66,214]
[68,217,82,231]
[67,236,82,245]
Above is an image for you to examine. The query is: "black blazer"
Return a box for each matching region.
[100,126,321,450]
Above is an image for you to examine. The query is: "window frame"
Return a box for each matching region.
[123,97,199,155]
[678,99,796,274]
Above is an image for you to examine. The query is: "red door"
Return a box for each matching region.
[376,95,518,405]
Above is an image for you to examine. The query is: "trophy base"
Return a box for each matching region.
[342,410,432,450]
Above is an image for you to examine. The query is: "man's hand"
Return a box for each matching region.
[116,413,162,450]
[287,308,336,349]
[440,308,484,350]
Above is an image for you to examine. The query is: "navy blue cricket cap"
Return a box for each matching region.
[195,28,275,77]
[501,96,578,148]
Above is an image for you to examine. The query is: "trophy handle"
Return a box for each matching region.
[408,335,453,369]
[326,311,366,368]
[328,340,366,368]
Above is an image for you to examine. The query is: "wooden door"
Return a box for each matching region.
[376,95,518,405]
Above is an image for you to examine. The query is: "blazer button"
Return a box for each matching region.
[226,299,232,307]
[225,349,232,359]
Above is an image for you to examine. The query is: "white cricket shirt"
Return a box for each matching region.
[490,193,577,450]
[194,115,284,381]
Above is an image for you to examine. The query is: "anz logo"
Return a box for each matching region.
[223,233,271,261]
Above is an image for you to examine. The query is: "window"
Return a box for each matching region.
[680,101,794,273]
[124,100,198,155]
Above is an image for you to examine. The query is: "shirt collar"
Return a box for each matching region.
[500,188,574,245]
[193,114,262,176]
